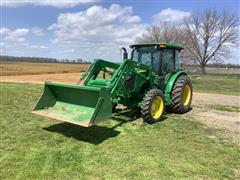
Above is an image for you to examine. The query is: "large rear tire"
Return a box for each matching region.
[171,75,192,113]
[141,89,165,124]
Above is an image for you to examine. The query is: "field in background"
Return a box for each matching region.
[191,74,240,95]
[0,61,89,76]
[1,61,240,95]
[2,61,240,76]
[185,66,240,75]
[1,83,239,179]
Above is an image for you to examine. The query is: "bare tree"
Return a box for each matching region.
[183,9,239,74]
[136,23,189,65]
[136,9,239,74]
[136,23,184,44]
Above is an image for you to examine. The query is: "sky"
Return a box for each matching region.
[1,0,240,63]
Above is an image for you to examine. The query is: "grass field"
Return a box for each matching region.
[191,74,240,95]
[0,61,89,76]
[1,82,239,179]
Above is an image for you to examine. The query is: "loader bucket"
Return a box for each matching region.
[32,82,112,127]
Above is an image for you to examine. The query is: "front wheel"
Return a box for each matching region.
[141,89,165,124]
[171,75,193,113]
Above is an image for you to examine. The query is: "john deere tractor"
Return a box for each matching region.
[33,43,193,126]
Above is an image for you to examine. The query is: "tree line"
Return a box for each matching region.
[0,55,91,64]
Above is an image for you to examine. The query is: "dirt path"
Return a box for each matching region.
[1,73,240,143]
[185,93,240,144]
[193,92,239,106]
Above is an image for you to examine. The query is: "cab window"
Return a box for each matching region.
[175,50,180,70]
[161,49,174,74]
[131,46,160,74]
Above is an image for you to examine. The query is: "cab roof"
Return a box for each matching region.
[130,43,184,50]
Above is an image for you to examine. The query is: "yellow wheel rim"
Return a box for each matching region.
[151,96,164,119]
[182,84,191,106]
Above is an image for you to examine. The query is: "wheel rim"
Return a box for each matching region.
[151,96,163,119]
[182,84,191,106]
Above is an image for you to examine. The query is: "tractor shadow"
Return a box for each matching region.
[43,108,136,145]
[44,107,168,145]
[44,123,120,145]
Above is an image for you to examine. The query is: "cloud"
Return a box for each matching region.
[152,8,191,23]
[49,4,146,58]
[31,27,44,36]
[1,0,97,8]
[0,28,29,42]
[0,42,6,49]
[0,27,45,42]
[23,43,48,49]
[48,4,146,60]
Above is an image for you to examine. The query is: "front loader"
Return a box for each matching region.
[32,43,193,127]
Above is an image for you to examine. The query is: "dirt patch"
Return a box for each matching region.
[0,73,82,84]
[193,92,239,106]
[184,93,240,144]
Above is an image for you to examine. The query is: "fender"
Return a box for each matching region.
[164,71,187,105]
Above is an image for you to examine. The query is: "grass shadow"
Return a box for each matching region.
[112,107,168,126]
[165,106,193,114]
[44,123,120,145]
[43,107,169,144]
[43,108,141,144]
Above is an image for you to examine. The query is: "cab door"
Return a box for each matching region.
[161,49,175,74]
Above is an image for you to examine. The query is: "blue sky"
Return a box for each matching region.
[1,0,239,63]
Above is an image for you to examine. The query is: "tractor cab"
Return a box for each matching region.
[129,43,183,75]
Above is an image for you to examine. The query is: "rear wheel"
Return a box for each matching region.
[141,89,165,123]
[171,75,192,113]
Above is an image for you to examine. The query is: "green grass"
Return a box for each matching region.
[208,104,240,112]
[191,74,240,95]
[1,83,240,179]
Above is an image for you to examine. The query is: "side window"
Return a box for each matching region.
[152,51,160,74]
[162,49,174,74]
[175,50,180,70]
[131,49,139,62]
[140,53,151,66]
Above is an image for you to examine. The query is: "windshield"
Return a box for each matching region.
[131,46,160,73]
[131,46,160,65]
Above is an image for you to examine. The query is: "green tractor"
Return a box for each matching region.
[32,43,193,127]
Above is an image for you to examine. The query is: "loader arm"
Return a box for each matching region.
[106,59,154,97]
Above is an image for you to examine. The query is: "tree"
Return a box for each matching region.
[77,58,83,63]
[184,9,239,74]
[136,9,239,74]
[136,23,190,67]
[136,23,183,44]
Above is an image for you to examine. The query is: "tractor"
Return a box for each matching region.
[32,43,193,127]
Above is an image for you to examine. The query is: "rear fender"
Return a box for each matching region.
[164,71,187,104]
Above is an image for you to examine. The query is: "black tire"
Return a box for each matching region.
[112,103,117,112]
[171,75,193,113]
[141,89,165,124]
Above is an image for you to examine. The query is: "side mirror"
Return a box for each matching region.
[121,47,128,60]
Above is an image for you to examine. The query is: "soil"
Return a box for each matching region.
[185,93,240,144]
[1,73,239,143]
[0,73,82,84]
